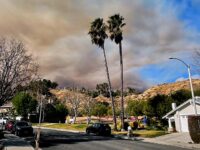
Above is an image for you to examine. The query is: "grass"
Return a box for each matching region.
[133,130,167,138]
[33,123,88,132]
[112,130,167,138]
[33,123,167,138]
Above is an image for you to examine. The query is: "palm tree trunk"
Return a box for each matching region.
[119,42,124,131]
[102,46,117,131]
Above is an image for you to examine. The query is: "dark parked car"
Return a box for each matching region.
[5,120,15,131]
[86,123,111,136]
[12,121,33,136]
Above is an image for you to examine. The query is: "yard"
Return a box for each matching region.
[33,122,168,138]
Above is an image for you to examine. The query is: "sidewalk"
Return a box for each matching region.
[143,132,200,150]
[115,132,200,150]
[3,133,34,150]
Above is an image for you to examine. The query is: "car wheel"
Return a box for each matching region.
[86,129,90,135]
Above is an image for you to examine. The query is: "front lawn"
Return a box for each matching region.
[112,130,167,138]
[33,123,167,138]
[33,123,87,132]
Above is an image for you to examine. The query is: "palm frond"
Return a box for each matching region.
[107,14,126,44]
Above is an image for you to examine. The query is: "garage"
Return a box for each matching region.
[163,97,200,133]
[180,115,188,132]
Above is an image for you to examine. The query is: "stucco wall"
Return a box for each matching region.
[179,103,200,115]
[174,103,200,132]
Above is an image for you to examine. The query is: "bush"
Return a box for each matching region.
[130,121,138,130]
[118,122,129,131]
[12,92,37,120]
[188,115,200,143]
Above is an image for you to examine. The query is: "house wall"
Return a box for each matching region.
[179,103,200,115]
[174,103,200,132]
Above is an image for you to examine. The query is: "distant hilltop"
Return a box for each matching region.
[127,79,200,100]
[51,79,200,104]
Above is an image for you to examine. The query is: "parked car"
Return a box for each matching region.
[86,123,111,136]
[5,120,15,131]
[0,117,8,125]
[12,121,33,136]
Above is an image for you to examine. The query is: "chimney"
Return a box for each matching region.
[172,103,176,110]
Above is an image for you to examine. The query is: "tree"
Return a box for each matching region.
[107,14,126,130]
[64,89,82,123]
[82,94,96,118]
[88,18,117,130]
[170,89,191,106]
[91,102,109,119]
[96,83,109,97]
[144,94,173,119]
[12,92,37,120]
[127,87,136,95]
[55,103,68,123]
[0,38,38,105]
[27,79,58,98]
[126,100,145,116]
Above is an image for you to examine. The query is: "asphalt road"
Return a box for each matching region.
[23,129,191,150]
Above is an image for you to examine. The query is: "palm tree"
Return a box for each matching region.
[88,18,117,130]
[107,14,126,130]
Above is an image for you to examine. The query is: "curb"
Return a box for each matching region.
[113,134,144,141]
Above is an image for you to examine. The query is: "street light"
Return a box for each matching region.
[169,57,197,115]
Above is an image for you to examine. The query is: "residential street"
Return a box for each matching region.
[22,129,192,150]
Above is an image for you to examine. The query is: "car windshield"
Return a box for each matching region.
[16,122,29,126]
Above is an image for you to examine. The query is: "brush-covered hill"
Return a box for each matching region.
[127,79,200,100]
[51,79,200,103]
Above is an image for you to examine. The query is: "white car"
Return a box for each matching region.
[0,117,8,124]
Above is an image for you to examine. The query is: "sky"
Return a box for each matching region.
[0,0,200,90]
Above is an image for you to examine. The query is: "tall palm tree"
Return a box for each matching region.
[107,14,126,130]
[88,18,117,130]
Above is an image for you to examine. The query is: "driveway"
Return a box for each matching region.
[143,132,200,149]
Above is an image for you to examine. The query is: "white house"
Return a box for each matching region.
[0,101,13,116]
[163,97,200,132]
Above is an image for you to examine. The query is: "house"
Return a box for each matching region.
[163,97,200,132]
[0,101,13,117]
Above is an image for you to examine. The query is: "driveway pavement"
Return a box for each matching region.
[141,132,200,150]
[3,133,34,150]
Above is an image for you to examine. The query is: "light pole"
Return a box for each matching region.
[35,93,45,150]
[169,57,197,115]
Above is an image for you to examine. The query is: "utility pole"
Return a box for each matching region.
[35,92,44,150]
[169,57,197,115]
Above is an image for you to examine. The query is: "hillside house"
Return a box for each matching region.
[163,97,200,132]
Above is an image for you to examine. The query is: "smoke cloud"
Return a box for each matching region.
[0,0,199,90]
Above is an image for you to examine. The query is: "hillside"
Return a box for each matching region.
[51,79,200,104]
[127,79,200,100]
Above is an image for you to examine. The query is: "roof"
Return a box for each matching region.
[0,101,13,109]
[162,97,200,119]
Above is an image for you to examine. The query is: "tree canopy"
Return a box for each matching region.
[12,92,37,119]
[0,38,38,105]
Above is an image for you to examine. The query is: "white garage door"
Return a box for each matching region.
[180,115,189,132]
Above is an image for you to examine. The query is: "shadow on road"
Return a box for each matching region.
[28,130,125,148]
